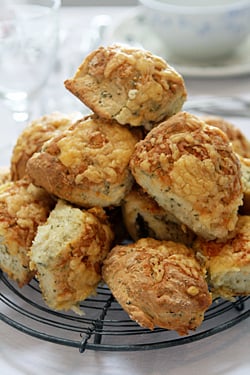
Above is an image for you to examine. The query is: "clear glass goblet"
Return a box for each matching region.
[0,0,61,131]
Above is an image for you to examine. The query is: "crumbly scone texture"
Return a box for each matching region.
[202,115,250,158]
[102,238,212,335]
[122,184,195,246]
[26,115,141,208]
[130,111,243,240]
[11,111,82,181]
[194,215,250,300]
[0,179,55,287]
[64,44,187,128]
[29,199,114,313]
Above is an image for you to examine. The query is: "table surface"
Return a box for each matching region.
[1,6,250,375]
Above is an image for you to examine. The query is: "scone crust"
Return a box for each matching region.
[102,238,212,335]
[130,112,243,240]
[11,112,81,181]
[64,44,187,127]
[26,115,140,207]
[0,179,54,286]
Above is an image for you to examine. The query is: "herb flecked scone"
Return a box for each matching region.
[26,114,141,208]
[130,111,243,240]
[29,199,114,313]
[0,179,55,287]
[11,111,82,181]
[102,238,212,335]
[64,44,187,128]
[122,184,195,246]
[193,215,250,300]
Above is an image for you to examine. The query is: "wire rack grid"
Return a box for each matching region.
[1,270,250,354]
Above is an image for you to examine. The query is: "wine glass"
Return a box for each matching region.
[0,0,61,132]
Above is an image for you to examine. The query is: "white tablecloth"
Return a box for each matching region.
[1,6,250,375]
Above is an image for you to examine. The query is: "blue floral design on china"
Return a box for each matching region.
[151,10,249,39]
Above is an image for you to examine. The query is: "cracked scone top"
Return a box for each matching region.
[130,112,243,240]
[64,44,187,128]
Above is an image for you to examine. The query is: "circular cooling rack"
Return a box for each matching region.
[1,270,250,353]
[1,97,250,353]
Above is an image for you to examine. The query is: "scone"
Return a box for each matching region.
[0,179,54,287]
[11,111,82,181]
[26,115,141,208]
[193,215,250,300]
[202,115,250,158]
[130,112,243,240]
[122,184,195,246]
[64,44,187,128]
[29,199,114,313]
[102,238,212,335]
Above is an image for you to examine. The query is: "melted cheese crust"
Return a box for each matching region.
[65,44,187,127]
[130,112,243,239]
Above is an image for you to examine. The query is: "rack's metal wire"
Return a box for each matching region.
[1,270,249,353]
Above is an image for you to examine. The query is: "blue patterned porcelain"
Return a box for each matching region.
[139,0,250,62]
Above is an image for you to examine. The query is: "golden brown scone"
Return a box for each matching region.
[237,155,250,215]
[29,199,114,313]
[0,166,10,185]
[122,184,195,246]
[0,179,55,287]
[11,111,82,181]
[193,215,250,300]
[130,112,243,240]
[202,115,250,158]
[26,115,141,208]
[102,238,212,335]
[64,44,187,128]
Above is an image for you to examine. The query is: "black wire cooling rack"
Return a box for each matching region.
[1,269,250,353]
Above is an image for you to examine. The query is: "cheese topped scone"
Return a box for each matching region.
[64,44,187,128]
[11,111,82,181]
[130,112,243,240]
[102,238,212,335]
[0,179,54,287]
[26,115,141,208]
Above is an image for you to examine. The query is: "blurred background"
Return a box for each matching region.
[62,1,138,5]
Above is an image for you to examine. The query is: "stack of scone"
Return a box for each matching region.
[0,44,250,336]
